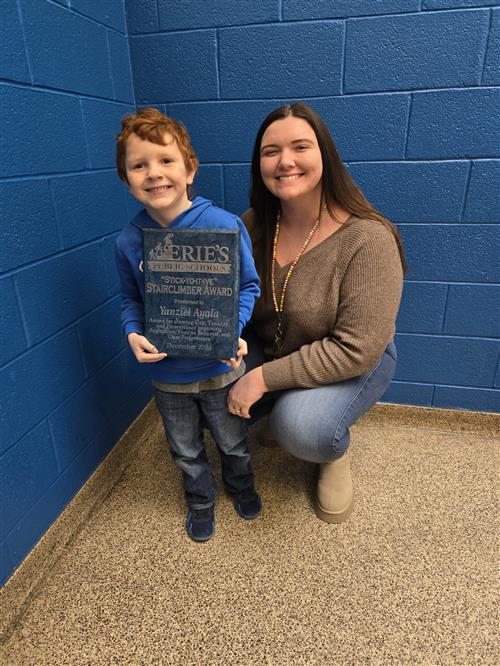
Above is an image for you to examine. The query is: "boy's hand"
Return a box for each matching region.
[128,332,167,363]
[223,337,248,369]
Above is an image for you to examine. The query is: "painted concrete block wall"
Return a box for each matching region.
[128,0,500,414]
[0,0,150,585]
[2,0,499,588]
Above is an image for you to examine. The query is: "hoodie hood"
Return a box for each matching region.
[129,196,214,231]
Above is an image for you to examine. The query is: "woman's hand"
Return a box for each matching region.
[127,332,167,363]
[228,366,267,419]
[223,337,248,369]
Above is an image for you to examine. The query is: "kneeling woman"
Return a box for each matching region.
[228,102,405,523]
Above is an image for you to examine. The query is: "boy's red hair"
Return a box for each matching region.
[115,107,199,190]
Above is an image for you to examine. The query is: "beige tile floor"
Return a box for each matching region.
[1,406,499,665]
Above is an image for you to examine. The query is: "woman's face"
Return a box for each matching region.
[259,116,323,203]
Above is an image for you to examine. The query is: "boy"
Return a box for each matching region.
[115,108,261,541]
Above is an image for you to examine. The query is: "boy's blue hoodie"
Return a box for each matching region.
[115,196,260,384]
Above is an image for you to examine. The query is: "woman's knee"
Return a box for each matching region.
[269,390,346,464]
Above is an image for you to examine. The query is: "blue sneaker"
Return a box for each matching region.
[233,488,262,520]
[186,506,215,542]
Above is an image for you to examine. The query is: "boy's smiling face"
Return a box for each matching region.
[125,132,196,226]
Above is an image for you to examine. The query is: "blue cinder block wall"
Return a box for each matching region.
[128,0,500,413]
[0,1,150,585]
[1,0,499,586]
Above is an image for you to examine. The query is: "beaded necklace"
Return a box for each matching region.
[271,210,322,357]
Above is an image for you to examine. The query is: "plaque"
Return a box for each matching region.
[143,228,240,359]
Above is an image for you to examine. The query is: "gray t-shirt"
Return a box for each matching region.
[153,361,245,394]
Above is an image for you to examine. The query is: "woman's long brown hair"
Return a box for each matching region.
[249,102,406,296]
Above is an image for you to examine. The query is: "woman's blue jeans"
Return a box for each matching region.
[246,333,397,464]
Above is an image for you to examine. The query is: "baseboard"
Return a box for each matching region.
[360,402,499,437]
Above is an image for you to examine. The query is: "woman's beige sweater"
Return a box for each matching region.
[242,210,404,392]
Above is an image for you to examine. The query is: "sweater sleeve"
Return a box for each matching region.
[262,225,403,390]
[115,238,144,337]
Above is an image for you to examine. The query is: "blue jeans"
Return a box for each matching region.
[246,332,397,464]
[154,384,255,509]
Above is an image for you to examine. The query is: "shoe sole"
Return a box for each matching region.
[314,498,354,524]
[186,528,215,542]
[235,504,262,520]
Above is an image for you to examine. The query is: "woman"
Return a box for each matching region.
[227,102,405,523]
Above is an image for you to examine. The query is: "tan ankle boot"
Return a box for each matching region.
[315,451,353,523]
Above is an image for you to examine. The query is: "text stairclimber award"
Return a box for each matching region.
[143,228,240,359]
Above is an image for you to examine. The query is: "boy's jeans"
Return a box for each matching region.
[154,384,254,510]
